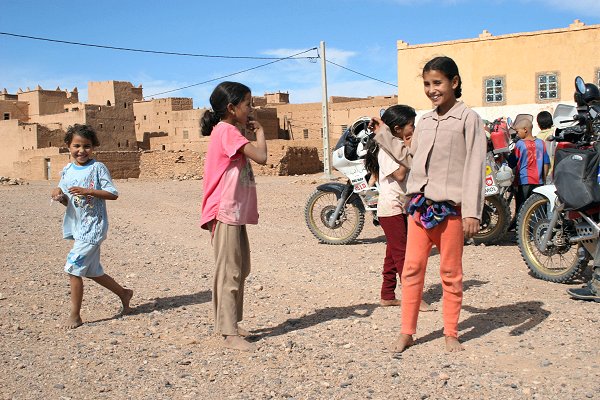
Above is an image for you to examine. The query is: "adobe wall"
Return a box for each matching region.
[13,152,69,180]
[30,108,86,128]
[0,121,38,176]
[88,81,143,108]
[18,88,78,117]
[139,150,203,180]
[0,100,29,122]
[13,151,140,181]
[170,108,204,141]
[133,98,195,142]
[84,104,138,151]
[93,151,140,179]
[269,95,398,142]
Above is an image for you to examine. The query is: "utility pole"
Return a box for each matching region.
[320,41,333,179]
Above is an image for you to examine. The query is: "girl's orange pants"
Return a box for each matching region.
[401,213,464,338]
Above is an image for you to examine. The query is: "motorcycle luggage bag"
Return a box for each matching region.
[554,144,600,210]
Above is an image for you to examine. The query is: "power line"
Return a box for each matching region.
[0,31,318,60]
[144,48,318,98]
[326,60,397,88]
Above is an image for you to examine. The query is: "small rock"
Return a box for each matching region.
[438,372,450,381]
[54,384,65,390]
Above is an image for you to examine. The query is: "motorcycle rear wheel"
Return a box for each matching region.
[472,195,510,245]
[516,193,589,283]
[304,190,365,245]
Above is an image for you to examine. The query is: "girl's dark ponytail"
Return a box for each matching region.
[201,109,220,136]
[201,81,251,136]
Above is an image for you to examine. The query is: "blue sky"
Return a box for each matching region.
[1,0,599,107]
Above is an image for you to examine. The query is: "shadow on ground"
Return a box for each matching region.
[250,302,378,340]
[422,279,489,305]
[416,300,550,345]
[130,290,212,315]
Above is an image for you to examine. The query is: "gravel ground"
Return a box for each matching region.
[1,174,599,400]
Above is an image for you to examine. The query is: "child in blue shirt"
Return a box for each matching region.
[51,124,133,328]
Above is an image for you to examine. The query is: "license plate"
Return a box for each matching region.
[353,182,368,192]
[485,185,499,195]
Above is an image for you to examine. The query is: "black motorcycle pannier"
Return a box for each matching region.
[554,144,600,210]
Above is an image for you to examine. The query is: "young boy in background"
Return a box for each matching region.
[509,118,550,217]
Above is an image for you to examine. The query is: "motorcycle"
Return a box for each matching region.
[304,117,379,244]
[516,76,600,283]
[305,116,518,245]
[475,117,515,244]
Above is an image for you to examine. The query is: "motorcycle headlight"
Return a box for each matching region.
[496,165,514,187]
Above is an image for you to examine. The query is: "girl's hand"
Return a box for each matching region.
[368,117,384,133]
[51,188,67,205]
[247,119,264,134]
[462,217,480,238]
[68,186,90,196]
[51,187,63,199]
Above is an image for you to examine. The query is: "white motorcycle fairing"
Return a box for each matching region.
[532,184,558,212]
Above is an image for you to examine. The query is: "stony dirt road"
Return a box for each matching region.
[1,175,599,399]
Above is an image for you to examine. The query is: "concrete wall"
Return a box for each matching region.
[396,20,600,111]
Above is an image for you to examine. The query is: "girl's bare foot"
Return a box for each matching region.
[391,334,414,353]
[66,314,83,329]
[445,336,464,352]
[119,289,133,315]
[223,335,256,352]
[380,298,401,307]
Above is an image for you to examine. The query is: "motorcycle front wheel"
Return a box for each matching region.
[472,195,510,245]
[304,190,365,245]
[516,193,589,283]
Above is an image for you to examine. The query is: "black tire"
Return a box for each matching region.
[516,193,589,283]
[304,190,365,245]
[472,195,511,245]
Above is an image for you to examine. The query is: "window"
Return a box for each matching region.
[597,68,600,87]
[143,115,147,120]
[99,123,103,129]
[538,73,558,101]
[341,124,348,134]
[126,140,129,147]
[3,112,9,120]
[303,129,309,139]
[183,130,189,139]
[484,77,504,103]
[106,100,111,106]
[124,102,127,108]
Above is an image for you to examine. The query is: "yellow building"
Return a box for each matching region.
[396,20,600,128]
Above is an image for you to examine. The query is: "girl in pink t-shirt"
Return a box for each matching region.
[200,82,267,352]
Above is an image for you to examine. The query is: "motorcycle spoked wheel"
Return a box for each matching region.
[304,190,365,245]
[516,193,589,283]
[472,195,511,245]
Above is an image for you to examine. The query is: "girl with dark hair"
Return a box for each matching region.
[51,124,133,329]
[364,105,430,311]
[373,56,487,353]
[200,81,267,352]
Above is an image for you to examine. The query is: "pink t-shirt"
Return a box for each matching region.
[200,122,258,230]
